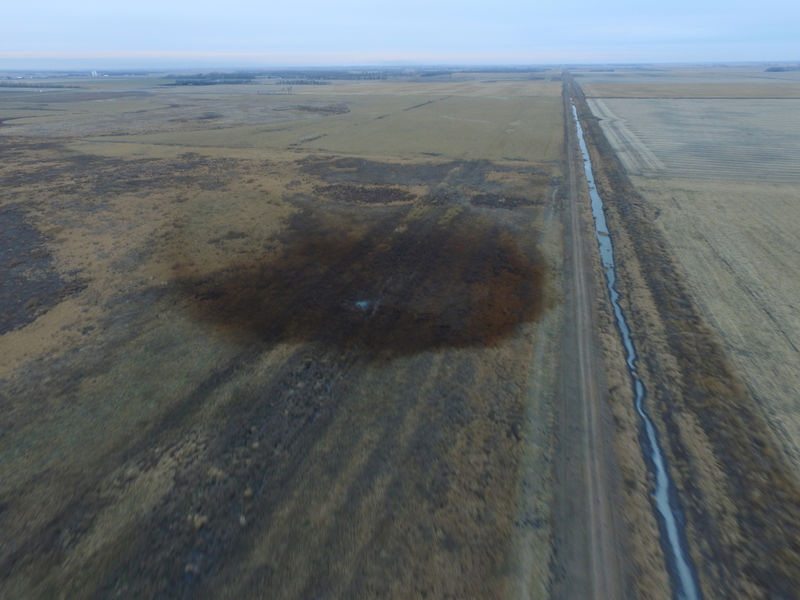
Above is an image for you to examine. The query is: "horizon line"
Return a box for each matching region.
[1,50,798,71]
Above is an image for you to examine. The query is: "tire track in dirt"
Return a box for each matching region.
[554,76,624,600]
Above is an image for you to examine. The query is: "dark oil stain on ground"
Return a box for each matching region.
[175,203,547,359]
[298,155,551,189]
[313,183,416,205]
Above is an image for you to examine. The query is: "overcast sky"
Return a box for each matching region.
[2,0,799,69]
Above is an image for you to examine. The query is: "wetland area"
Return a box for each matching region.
[2,66,800,598]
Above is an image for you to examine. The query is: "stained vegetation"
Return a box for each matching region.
[0,204,86,333]
[298,155,551,190]
[1,147,557,596]
[0,75,564,599]
[0,138,238,198]
[312,183,415,205]
[174,201,548,360]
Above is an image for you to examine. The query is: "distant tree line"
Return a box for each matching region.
[279,79,332,86]
[264,70,389,80]
[420,70,453,77]
[417,67,549,78]
[159,67,553,87]
[163,72,258,86]
[0,82,79,88]
[162,69,395,85]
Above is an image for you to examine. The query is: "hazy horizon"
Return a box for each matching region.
[2,57,799,74]
[2,0,799,71]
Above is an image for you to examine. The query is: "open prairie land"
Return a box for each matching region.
[1,73,577,597]
[571,68,800,596]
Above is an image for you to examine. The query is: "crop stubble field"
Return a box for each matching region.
[581,67,800,474]
[572,67,800,596]
[0,73,579,597]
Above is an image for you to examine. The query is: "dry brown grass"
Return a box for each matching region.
[0,74,565,598]
[60,80,564,163]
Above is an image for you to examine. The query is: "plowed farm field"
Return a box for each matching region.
[582,68,800,475]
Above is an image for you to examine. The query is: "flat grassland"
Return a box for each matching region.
[0,73,566,597]
[580,68,800,475]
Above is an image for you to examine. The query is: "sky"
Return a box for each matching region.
[2,0,799,69]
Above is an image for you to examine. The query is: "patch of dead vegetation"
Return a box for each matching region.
[0,76,564,598]
[173,202,550,359]
[312,183,415,205]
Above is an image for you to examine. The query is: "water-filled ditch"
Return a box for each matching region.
[571,103,701,600]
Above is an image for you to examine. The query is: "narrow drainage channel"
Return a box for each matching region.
[571,103,702,600]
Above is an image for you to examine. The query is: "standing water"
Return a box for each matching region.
[571,103,702,600]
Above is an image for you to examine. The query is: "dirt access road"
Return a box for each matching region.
[552,79,627,598]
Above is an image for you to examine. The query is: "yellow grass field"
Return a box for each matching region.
[65,79,564,163]
[0,73,568,597]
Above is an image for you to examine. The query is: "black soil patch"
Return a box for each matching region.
[298,156,468,187]
[0,204,86,333]
[313,184,415,205]
[175,205,547,359]
[0,138,239,197]
[470,193,540,210]
[298,156,551,196]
